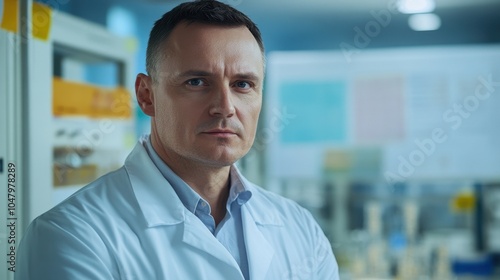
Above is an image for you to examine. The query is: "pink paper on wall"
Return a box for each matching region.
[353,75,406,144]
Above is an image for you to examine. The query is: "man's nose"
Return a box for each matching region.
[208,85,235,118]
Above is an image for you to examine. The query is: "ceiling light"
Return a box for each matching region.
[408,13,441,31]
[398,0,436,14]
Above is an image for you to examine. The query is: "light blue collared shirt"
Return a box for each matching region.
[143,136,251,279]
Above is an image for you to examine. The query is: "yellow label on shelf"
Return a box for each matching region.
[323,149,352,172]
[1,0,52,41]
[1,0,17,32]
[53,77,132,119]
[53,164,97,187]
[451,192,476,213]
[32,2,51,40]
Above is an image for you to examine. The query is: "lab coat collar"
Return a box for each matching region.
[126,141,284,228]
[125,142,186,227]
[125,142,243,277]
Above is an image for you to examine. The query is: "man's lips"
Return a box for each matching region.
[202,129,238,136]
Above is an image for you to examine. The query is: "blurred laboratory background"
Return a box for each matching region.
[1,0,500,279]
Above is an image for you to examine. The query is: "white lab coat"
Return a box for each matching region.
[16,141,339,279]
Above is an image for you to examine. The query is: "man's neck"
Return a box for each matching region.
[182,167,230,225]
[151,135,231,224]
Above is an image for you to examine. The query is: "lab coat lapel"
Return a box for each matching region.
[181,213,244,278]
[241,205,276,280]
[125,142,185,226]
[127,142,243,278]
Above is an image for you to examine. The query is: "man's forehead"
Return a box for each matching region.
[164,22,261,55]
[157,24,264,76]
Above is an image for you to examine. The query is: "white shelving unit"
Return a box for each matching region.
[1,4,136,278]
[49,12,136,207]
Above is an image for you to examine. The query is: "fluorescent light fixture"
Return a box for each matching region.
[398,0,436,14]
[107,6,137,36]
[408,13,441,31]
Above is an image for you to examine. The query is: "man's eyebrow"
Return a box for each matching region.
[234,73,260,81]
[178,70,212,77]
[178,70,261,81]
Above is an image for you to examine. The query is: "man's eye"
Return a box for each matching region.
[186,79,206,86]
[235,81,251,89]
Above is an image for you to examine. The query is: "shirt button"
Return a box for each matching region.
[200,201,207,208]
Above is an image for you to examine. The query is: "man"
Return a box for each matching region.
[16,1,339,279]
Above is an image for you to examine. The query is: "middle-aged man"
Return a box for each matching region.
[16,1,339,279]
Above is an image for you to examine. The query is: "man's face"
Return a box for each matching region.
[144,22,264,168]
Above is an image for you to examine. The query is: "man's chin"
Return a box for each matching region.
[192,146,249,167]
[200,153,241,168]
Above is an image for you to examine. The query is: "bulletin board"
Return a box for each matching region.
[264,45,500,181]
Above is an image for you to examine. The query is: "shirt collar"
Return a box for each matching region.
[142,135,252,215]
[229,165,252,207]
[125,138,282,227]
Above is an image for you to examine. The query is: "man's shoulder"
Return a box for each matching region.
[247,183,316,222]
[15,169,129,279]
[39,166,132,225]
[245,183,329,253]
[250,184,296,205]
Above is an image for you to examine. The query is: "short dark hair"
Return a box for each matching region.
[146,0,264,80]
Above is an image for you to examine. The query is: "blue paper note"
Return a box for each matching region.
[279,81,347,143]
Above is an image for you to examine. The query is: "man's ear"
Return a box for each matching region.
[135,73,155,117]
